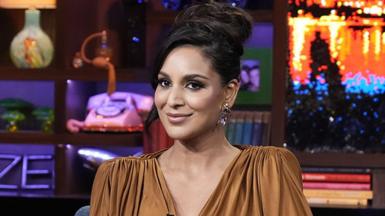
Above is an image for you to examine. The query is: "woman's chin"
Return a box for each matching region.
[166,132,193,141]
[164,127,198,141]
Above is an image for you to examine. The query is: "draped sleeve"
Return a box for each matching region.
[88,154,175,216]
[89,159,113,216]
[258,147,312,216]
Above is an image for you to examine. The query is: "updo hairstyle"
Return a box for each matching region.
[146,1,253,127]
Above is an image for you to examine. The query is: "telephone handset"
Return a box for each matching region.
[73,30,115,95]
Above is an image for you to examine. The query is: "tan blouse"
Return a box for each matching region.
[89,146,312,216]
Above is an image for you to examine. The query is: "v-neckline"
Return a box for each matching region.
[154,148,243,216]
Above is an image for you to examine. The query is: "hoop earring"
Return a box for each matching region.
[218,103,231,126]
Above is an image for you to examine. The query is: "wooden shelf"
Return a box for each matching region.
[248,10,273,22]
[147,10,178,25]
[64,68,150,82]
[0,132,143,146]
[0,132,57,144]
[294,151,385,168]
[310,204,371,209]
[61,132,143,146]
[0,67,150,82]
[146,9,273,24]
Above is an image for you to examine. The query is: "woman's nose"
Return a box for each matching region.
[167,86,185,108]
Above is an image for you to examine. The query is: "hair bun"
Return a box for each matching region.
[174,2,253,45]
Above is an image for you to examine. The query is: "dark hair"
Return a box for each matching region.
[145,2,253,129]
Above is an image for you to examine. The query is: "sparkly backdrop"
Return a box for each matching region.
[286,0,385,153]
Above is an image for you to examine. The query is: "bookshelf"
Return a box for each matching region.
[0,0,149,204]
[0,132,142,146]
[0,67,148,81]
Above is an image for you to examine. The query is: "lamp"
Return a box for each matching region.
[0,0,55,68]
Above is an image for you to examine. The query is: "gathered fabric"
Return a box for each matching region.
[90,146,312,216]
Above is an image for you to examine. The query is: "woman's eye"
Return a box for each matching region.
[186,81,204,90]
[157,79,171,88]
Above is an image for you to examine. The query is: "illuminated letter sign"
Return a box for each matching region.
[0,154,54,192]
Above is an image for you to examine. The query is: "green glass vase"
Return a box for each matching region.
[10,8,54,68]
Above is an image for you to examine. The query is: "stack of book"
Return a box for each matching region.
[302,167,373,207]
[225,111,271,146]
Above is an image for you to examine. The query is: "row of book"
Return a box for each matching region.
[302,167,373,207]
[225,111,271,146]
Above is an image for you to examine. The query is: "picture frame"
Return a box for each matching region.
[235,47,272,106]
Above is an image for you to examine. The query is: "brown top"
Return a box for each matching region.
[89,146,312,216]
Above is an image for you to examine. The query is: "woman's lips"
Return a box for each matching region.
[166,113,192,124]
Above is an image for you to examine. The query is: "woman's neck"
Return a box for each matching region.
[160,127,240,172]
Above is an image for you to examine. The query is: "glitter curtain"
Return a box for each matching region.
[286,0,385,153]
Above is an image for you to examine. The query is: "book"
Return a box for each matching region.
[303,182,371,190]
[234,112,245,145]
[261,112,271,146]
[226,114,237,144]
[306,197,368,206]
[242,112,254,145]
[251,112,263,146]
[302,167,371,174]
[302,173,371,183]
[304,189,373,199]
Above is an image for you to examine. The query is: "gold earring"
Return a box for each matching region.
[218,103,231,126]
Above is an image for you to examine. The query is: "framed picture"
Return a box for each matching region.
[235,48,272,106]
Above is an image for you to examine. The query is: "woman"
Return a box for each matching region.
[89,2,312,216]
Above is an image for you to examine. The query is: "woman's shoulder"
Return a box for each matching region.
[241,145,296,158]
[239,146,312,215]
[239,145,301,171]
[99,156,146,167]
[96,150,164,172]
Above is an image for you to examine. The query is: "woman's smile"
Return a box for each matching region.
[166,112,193,124]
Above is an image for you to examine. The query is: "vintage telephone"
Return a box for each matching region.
[83,92,153,132]
[73,31,153,132]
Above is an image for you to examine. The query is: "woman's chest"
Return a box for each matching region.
[166,176,220,216]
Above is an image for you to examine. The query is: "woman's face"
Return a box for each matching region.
[154,46,228,141]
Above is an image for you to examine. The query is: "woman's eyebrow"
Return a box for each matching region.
[158,71,209,80]
[158,71,170,78]
[183,74,209,80]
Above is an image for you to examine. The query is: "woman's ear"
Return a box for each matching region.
[224,79,240,107]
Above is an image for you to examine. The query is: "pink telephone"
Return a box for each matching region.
[82,92,153,132]
[73,31,153,132]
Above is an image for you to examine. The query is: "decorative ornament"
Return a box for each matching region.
[10,8,53,68]
[218,103,231,126]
